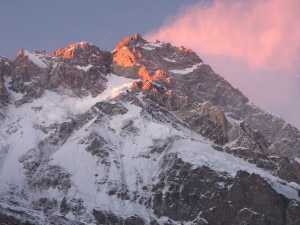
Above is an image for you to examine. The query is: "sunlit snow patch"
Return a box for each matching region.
[100,74,136,99]
[225,115,243,125]
[169,63,202,74]
[76,64,93,72]
[24,50,48,68]
[163,57,176,63]
[139,42,163,50]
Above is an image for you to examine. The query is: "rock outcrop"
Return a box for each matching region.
[0,56,10,104]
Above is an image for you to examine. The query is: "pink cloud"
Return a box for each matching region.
[145,0,300,130]
[145,0,300,72]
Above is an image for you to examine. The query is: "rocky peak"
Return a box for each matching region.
[52,41,91,58]
[111,34,202,82]
[51,41,110,67]
[16,49,25,57]
[114,33,147,50]
[111,34,145,71]
[122,34,200,64]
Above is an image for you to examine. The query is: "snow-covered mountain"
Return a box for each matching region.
[0,34,300,225]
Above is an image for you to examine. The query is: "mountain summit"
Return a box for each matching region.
[0,34,300,225]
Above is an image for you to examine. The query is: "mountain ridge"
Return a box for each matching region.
[0,34,299,225]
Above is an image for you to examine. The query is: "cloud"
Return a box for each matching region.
[145,0,300,73]
[145,0,300,130]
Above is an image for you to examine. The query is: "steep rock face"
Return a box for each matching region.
[0,56,11,104]
[182,101,231,145]
[111,35,300,161]
[175,63,300,160]
[151,155,299,225]
[0,56,11,120]
[49,42,111,97]
[243,107,300,160]
[0,34,300,225]
[10,50,51,104]
[48,60,108,97]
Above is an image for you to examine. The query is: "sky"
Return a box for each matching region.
[1,0,300,130]
[0,0,198,58]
